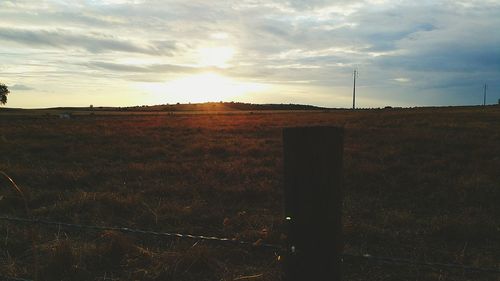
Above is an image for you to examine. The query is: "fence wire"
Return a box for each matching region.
[1,215,499,281]
[0,216,281,250]
[0,275,33,281]
[342,253,500,274]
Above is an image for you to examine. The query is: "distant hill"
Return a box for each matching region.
[113,102,327,111]
[0,102,328,114]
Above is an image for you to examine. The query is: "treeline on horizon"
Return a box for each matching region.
[4,102,327,112]
[2,101,499,112]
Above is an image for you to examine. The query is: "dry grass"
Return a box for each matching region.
[0,106,499,280]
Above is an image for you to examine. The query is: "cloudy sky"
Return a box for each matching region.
[1,0,499,108]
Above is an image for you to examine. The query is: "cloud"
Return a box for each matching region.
[0,0,499,107]
[10,84,33,91]
[0,9,123,28]
[372,7,500,81]
[87,61,202,73]
[0,27,175,55]
[394,78,410,83]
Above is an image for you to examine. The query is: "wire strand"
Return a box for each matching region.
[0,274,34,281]
[0,171,39,281]
[342,252,500,274]
[2,215,499,275]
[0,216,281,250]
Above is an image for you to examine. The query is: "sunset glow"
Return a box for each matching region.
[1,1,499,108]
[138,73,268,103]
[198,47,235,68]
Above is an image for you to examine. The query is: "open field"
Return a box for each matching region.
[1,106,499,280]
[0,101,325,116]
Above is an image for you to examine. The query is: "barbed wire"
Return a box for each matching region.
[1,215,499,279]
[0,274,33,281]
[342,252,500,274]
[0,171,39,281]
[0,216,281,250]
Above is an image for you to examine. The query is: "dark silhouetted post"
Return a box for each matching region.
[483,84,488,106]
[283,126,344,281]
[352,70,357,110]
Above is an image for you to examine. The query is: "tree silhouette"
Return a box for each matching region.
[0,83,9,105]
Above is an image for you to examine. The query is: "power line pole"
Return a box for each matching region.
[352,69,358,110]
[483,83,488,106]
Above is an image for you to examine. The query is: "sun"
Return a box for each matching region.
[138,72,268,104]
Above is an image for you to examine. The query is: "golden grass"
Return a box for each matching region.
[0,106,499,280]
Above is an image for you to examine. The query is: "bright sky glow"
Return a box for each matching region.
[137,72,269,104]
[198,47,236,68]
[0,0,499,108]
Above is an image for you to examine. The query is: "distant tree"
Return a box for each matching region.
[0,83,9,105]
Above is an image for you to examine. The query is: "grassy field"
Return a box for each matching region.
[1,106,499,280]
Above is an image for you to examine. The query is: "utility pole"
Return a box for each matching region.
[352,69,358,110]
[483,83,488,106]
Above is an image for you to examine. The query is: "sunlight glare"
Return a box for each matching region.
[198,47,235,68]
[139,73,268,104]
[211,32,230,39]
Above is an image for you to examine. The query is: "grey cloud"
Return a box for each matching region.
[237,4,438,58]
[379,45,500,73]
[94,0,235,26]
[1,0,499,107]
[89,62,150,72]
[151,40,177,51]
[296,55,352,67]
[0,27,174,55]
[286,0,330,9]
[221,62,349,86]
[285,0,355,10]
[363,24,437,52]
[10,84,33,91]
[343,6,441,52]
[0,10,122,28]
[87,61,214,74]
[374,14,500,74]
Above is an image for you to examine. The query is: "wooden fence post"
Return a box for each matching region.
[283,126,344,281]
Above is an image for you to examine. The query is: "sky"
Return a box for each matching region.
[1,0,499,108]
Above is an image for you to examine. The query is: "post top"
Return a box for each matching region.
[283,126,344,137]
